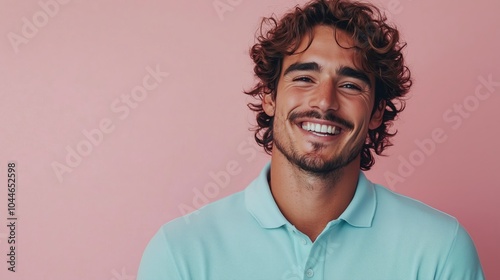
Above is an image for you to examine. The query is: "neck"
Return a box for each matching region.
[269,152,360,242]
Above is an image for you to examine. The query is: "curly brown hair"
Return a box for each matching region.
[244,0,412,170]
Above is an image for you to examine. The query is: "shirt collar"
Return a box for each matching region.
[337,171,376,228]
[245,162,288,229]
[245,162,377,229]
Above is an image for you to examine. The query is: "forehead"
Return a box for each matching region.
[283,25,361,71]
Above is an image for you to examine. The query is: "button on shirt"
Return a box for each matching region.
[138,163,484,279]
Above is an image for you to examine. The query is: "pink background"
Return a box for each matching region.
[0,0,498,279]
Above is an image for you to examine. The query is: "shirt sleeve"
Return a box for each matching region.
[437,223,485,280]
[137,226,182,280]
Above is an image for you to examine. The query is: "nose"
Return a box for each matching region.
[308,79,339,111]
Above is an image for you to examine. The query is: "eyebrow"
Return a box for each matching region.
[283,62,321,76]
[283,62,372,86]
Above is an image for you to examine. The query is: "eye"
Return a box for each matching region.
[292,76,314,83]
[340,83,362,91]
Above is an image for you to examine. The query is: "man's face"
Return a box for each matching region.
[263,25,384,174]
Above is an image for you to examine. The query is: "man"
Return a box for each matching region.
[138,0,484,279]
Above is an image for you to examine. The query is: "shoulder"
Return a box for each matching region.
[137,191,251,279]
[361,183,485,279]
[371,184,484,279]
[370,184,461,255]
[373,184,458,229]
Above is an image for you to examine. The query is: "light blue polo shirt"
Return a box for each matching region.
[138,163,484,279]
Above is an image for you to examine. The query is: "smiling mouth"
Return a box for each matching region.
[301,122,341,136]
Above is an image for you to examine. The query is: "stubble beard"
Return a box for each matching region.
[273,127,363,179]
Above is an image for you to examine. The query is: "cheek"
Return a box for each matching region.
[341,96,371,115]
[356,95,374,112]
[339,97,374,130]
[276,91,305,116]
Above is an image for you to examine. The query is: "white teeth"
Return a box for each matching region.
[301,122,340,135]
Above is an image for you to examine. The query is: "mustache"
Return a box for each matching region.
[289,110,354,130]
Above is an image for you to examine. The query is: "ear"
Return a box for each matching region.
[369,100,385,130]
[262,93,276,117]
